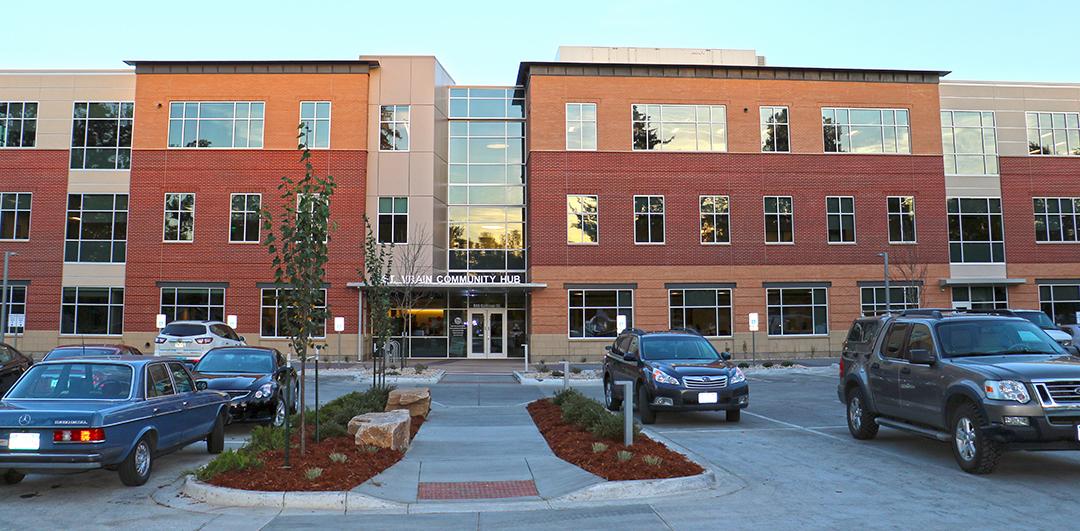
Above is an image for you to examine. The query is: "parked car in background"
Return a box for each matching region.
[0,358,229,486]
[192,347,297,427]
[42,344,143,362]
[1013,310,1074,347]
[0,344,32,396]
[602,328,749,424]
[1062,324,1080,346]
[154,321,245,363]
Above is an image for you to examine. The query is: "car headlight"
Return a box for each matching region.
[729,367,746,384]
[254,383,274,399]
[651,368,680,386]
[984,380,1030,404]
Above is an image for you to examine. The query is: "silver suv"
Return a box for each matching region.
[154,320,245,362]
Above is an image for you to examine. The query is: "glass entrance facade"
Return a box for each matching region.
[389,289,528,358]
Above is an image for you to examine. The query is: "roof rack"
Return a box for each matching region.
[623,328,647,336]
[667,327,704,336]
[898,308,1019,319]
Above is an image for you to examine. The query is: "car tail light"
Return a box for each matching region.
[53,428,105,443]
[154,336,167,344]
[195,337,213,345]
[839,358,845,378]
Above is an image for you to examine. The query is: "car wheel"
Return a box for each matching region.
[2,469,24,485]
[272,398,287,427]
[604,377,622,411]
[726,409,741,422]
[637,384,656,425]
[119,436,153,487]
[206,413,225,454]
[951,403,1002,474]
[846,388,879,440]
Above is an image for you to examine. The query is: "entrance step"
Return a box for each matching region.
[439,373,518,384]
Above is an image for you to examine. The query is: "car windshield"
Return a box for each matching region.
[194,349,273,374]
[5,363,133,400]
[938,320,1066,357]
[1015,311,1056,329]
[640,336,720,361]
[161,324,207,337]
[45,348,118,360]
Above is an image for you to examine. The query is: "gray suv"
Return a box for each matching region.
[839,309,1080,474]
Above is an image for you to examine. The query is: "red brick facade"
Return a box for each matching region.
[1000,155,1080,264]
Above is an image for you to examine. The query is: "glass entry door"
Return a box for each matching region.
[467,310,506,358]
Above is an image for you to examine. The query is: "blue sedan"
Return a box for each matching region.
[0,357,230,486]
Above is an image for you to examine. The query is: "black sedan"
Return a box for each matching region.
[191,347,298,427]
[42,344,143,361]
[0,343,32,395]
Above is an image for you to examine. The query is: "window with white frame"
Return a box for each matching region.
[377,197,408,244]
[888,196,917,243]
[951,285,1008,310]
[760,106,789,152]
[0,192,31,240]
[826,196,856,243]
[0,102,38,147]
[2,285,26,335]
[1027,112,1080,156]
[260,288,326,338]
[767,287,828,336]
[300,101,331,149]
[632,104,726,151]
[64,194,127,263]
[860,286,920,316]
[168,102,264,148]
[947,198,1004,263]
[160,287,225,323]
[567,194,598,244]
[568,289,633,338]
[941,110,998,175]
[1040,284,1080,325]
[70,102,133,169]
[163,193,194,242]
[822,108,910,154]
[633,195,665,244]
[566,103,597,150]
[764,196,794,243]
[700,195,730,244]
[1034,197,1080,243]
[60,286,123,335]
[669,288,733,337]
[379,105,410,151]
[229,193,261,243]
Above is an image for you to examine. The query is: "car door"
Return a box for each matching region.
[145,362,184,449]
[609,335,636,398]
[869,323,909,418]
[166,362,206,442]
[899,324,947,428]
[0,345,21,394]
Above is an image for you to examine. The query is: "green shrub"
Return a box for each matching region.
[386,370,400,376]
[591,442,608,453]
[551,388,641,443]
[551,370,564,378]
[329,452,348,464]
[570,366,582,374]
[737,362,750,369]
[247,425,287,454]
[643,455,662,466]
[552,388,583,407]
[588,411,638,442]
[616,450,633,462]
[413,364,427,373]
[781,360,794,367]
[196,449,262,481]
[362,444,380,454]
[580,357,587,363]
[536,361,548,373]
[305,467,324,480]
[763,361,774,368]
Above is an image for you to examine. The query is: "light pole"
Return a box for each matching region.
[877,251,890,313]
[0,251,16,346]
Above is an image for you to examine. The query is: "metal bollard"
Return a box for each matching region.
[523,344,529,374]
[563,360,570,391]
[619,380,634,446]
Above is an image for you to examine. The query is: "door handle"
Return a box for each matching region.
[182,401,189,407]
[153,407,160,414]
[900,367,911,375]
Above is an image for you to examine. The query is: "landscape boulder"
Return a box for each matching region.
[347,409,412,451]
[385,387,431,418]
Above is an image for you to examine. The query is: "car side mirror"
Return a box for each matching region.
[909,348,935,365]
[604,345,613,354]
[239,336,246,342]
[720,352,732,361]
[195,380,208,391]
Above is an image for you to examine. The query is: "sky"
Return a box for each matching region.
[12,0,1080,85]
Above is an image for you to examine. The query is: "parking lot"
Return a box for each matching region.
[5,368,1080,529]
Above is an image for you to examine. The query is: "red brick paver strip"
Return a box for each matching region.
[417,480,539,500]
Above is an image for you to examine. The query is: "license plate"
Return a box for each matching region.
[8,432,39,450]
[699,392,718,404]
[1076,425,1080,442]
[173,342,185,348]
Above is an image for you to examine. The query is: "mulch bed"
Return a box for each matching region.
[527,399,703,481]
[207,415,425,492]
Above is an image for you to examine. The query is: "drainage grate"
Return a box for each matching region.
[417,480,539,500]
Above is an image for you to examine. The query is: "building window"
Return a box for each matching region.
[2,285,26,335]
[951,285,1007,310]
[767,287,828,336]
[567,194,598,244]
[0,192,31,240]
[168,102,264,148]
[633,195,665,244]
[229,193,261,243]
[948,198,1004,263]
[632,104,726,152]
[700,195,730,244]
[1034,197,1080,243]
[669,289,733,337]
[377,197,408,244]
[566,103,596,151]
[568,289,633,338]
[379,105,410,151]
[764,196,794,244]
[260,288,326,338]
[1027,112,1080,156]
[71,102,133,169]
[860,286,920,316]
[160,287,225,323]
[760,106,789,152]
[1041,284,1080,325]
[888,196,917,243]
[826,196,856,243]
[822,108,910,154]
[449,87,524,119]
[61,287,123,336]
[0,102,38,147]
[941,110,997,175]
[163,193,195,243]
[299,101,331,149]
[65,194,127,263]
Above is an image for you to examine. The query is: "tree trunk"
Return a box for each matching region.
[299,346,307,454]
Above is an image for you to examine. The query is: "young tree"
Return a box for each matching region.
[360,215,393,386]
[888,245,929,309]
[262,125,336,453]
[393,223,434,369]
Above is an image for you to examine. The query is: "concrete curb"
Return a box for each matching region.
[512,371,602,386]
[552,469,716,502]
[355,369,446,385]
[181,475,405,511]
